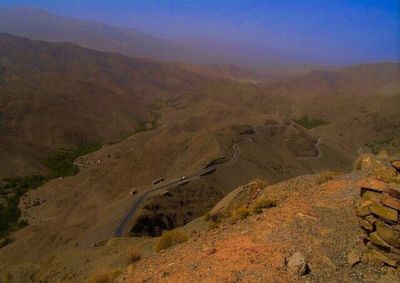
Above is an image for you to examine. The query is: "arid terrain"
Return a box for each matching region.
[0,4,399,283]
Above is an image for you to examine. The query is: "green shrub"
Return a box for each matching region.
[134,121,148,133]
[155,229,188,252]
[0,175,48,237]
[251,195,277,214]
[43,151,79,177]
[230,207,250,222]
[293,116,328,129]
[44,143,100,177]
[1,143,100,238]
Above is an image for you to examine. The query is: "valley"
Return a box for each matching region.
[0,4,398,282]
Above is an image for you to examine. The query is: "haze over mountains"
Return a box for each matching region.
[0,31,399,179]
[0,6,328,78]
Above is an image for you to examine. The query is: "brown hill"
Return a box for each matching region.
[0,34,399,282]
[0,6,318,73]
[269,62,400,97]
[3,155,400,282]
[0,6,186,63]
[0,33,215,177]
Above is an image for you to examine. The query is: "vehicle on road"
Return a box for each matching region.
[152,178,165,185]
[180,176,186,180]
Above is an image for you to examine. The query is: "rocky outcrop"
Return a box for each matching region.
[208,180,264,221]
[356,155,400,266]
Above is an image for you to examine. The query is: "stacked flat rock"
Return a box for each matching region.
[356,159,400,266]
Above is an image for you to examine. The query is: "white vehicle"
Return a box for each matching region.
[181,176,186,180]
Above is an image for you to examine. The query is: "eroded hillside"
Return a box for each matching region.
[2,153,399,282]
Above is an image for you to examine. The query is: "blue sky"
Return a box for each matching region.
[1,0,399,63]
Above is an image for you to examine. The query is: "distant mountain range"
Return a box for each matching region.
[0,6,324,78]
[0,32,217,177]
[0,32,399,178]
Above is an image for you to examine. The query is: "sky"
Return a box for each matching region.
[1,0,399,64]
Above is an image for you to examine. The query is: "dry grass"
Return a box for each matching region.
[353,154,375,170]
[155,229,188,252]
[251,195,277,214]
[85,268,122,283]
[126,248,142,264]
[230,207,250,222]
[207,221,219,231]
[316,170,344,184]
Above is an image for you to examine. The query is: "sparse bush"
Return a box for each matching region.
[353,154,376,171]
[126,248,142,264]
[204,212,211,222]
[17,219,28,229]
[207,221,219,231]
[85,269,122,283]
[0,236,15,249]
[366,139,393,154]
[251,195,277,214]
[353,155,364,170]
[230,207,250,222]
[155,229,188,252]
[134,121,148,133]
[316,170,344,184]
[293,116,328,129]
[0,175,48,237]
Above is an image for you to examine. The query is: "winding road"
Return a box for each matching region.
[113,144,240,237]
[113,127,323,237]
[296,137,323,160]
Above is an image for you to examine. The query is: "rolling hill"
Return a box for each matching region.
[0,6,321,79]
[268,62,400,97]
[0,6,186,62]
[0,33,399,282]
[0,33,216,177]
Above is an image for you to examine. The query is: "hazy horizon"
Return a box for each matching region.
[1,1,399,65]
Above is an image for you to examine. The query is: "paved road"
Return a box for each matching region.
[296,137,323,160]
[113,144,240,237]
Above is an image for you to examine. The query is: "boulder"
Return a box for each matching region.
[287,252,309,276]
[208,181,263,221]
[347,250,360,267]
